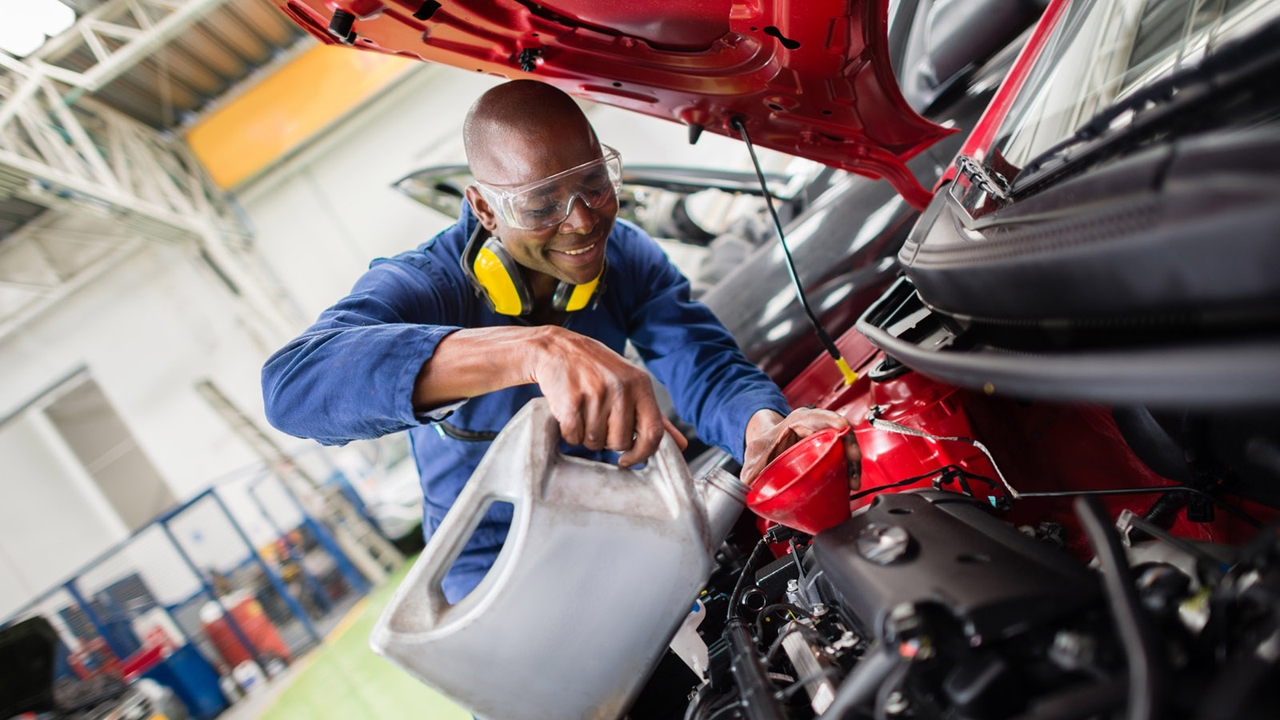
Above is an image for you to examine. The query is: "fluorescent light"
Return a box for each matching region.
[0,0,77,58]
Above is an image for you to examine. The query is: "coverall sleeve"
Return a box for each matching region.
[620,224,791,462]
[261,253,466,445]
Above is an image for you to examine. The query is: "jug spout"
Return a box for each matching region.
[700,467,749,546]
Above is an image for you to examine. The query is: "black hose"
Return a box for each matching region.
[730,117,848,372]
[1141,491,1187,526]
[1075,497,1166,720]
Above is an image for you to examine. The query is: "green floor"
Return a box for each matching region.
[258,559,470,720]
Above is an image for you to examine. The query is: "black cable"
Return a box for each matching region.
[727,539,772,623]
[755,602,809,642]
[849,468,949,502]
[848,464,1000,503]
[730,117,857,385]
[849,463,1263,528]
[1019,486,1262,528]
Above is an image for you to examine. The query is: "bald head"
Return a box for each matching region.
[464,80,600,185]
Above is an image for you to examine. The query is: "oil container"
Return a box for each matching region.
[370,398,747,720]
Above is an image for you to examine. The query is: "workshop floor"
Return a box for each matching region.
[252,559,469,720]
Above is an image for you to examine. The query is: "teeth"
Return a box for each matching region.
[560,243,595,256]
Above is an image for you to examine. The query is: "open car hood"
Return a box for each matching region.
[272,0,955,209]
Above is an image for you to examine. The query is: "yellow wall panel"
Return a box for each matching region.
[186,46,416,189]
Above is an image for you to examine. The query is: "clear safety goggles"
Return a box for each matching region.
[474,146,623,230]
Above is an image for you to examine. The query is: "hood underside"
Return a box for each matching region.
[272,0,956,209]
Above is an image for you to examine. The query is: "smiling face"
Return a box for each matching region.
[463,82,617,300]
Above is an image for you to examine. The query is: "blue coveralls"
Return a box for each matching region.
[262,205,789,601]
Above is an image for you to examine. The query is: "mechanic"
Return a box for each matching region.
[261,80,857,602]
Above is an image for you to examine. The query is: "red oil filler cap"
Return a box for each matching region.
[747,427,852,535]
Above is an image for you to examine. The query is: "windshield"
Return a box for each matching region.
[989,0,1280,167]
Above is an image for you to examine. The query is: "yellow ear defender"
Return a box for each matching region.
[461,224,605,316]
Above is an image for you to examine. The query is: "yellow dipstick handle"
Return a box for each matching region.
[835,356,859,386]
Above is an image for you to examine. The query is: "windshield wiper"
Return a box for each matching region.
[1012,15,1280,192]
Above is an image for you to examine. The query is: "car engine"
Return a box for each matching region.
[654,474,1280,720]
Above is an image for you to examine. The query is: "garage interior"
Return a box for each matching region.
[5,0,1280,719]
[0,0,793,717]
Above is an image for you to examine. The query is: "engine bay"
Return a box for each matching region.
[650,349,1280,720]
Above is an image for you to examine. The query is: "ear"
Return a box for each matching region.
[465,186,499,232]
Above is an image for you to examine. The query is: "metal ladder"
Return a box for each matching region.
[195,380,404,583]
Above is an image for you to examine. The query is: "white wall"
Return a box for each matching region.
[0,210,302,618]
[0,413,126,616]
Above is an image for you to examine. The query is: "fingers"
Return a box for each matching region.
[740,457,765,486]
[741,407,858,486]
[619,398,664,468]
[555,396,586,447]
[582,389,608,451]
[606,384,637,454]
[662,416,689,451]
[785,408,851,437]
[529,328,687,467]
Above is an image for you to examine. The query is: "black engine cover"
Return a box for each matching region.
[813,491,1098,644]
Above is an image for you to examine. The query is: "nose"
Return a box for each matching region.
[559,193,597,233]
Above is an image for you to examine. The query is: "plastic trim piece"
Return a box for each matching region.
[856,277,1280,409]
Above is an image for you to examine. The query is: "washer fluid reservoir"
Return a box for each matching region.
[370,398,747,720]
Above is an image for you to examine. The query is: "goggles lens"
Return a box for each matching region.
[476,146,623,230]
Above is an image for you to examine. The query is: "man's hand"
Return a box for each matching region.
[414,325,685,468]
[525,326,686,467]
[741,407,861,486]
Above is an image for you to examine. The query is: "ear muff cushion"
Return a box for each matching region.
[559,274,600,312]
[473,241,530,315]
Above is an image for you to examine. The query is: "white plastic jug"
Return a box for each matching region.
[371,398,746,720]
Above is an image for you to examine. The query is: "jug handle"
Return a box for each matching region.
[374,398,689,637]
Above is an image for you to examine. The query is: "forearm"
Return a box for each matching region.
[411,326,546,410]
[263,323,457,443]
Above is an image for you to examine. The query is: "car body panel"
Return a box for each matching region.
[271,0,957,207]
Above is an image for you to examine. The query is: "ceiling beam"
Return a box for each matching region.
[29,0,232,96]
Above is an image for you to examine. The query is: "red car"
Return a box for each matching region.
[274,0,1280,718]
